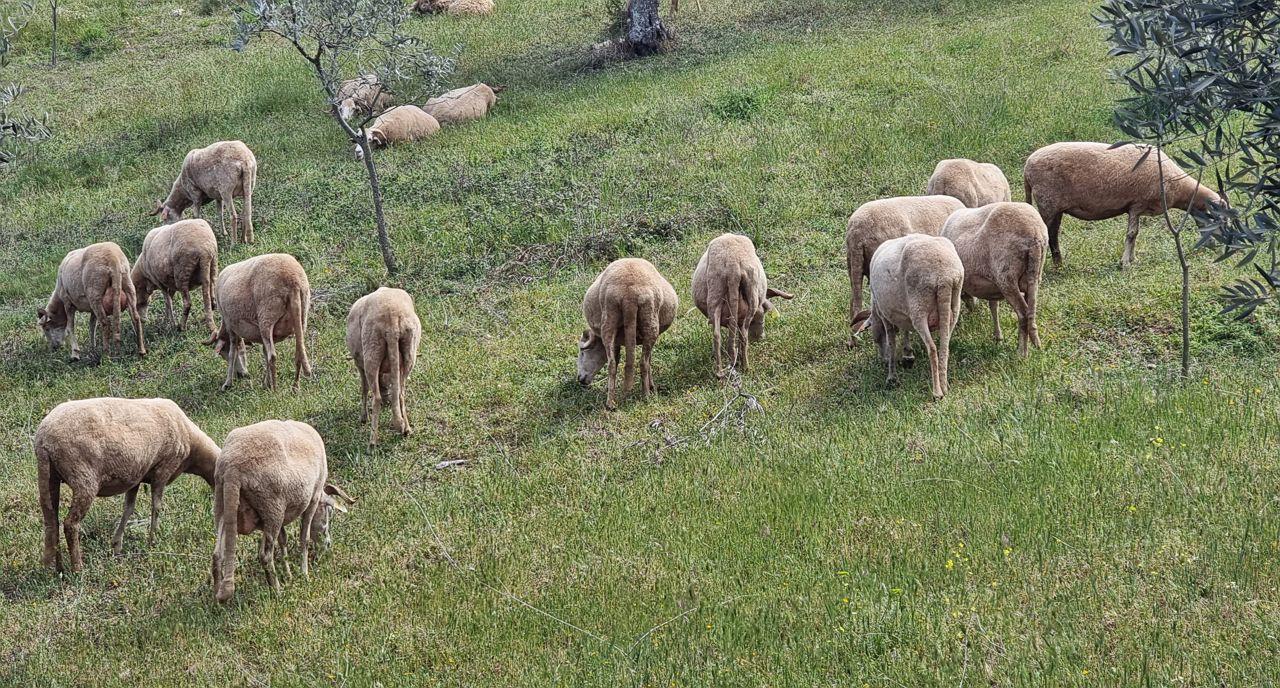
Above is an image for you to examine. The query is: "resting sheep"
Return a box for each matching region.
[131,219,219,334]
[34,397,220,572]
[941,202,1048,355]
[413,0,495,15]
[211,253,312,392]
[152,140,257,247]
[1023,141,1227,267]
[212,420,354,603]
[691,233,792,376]
[845,195,964,345]
[38,241,146,361]
[346,287,422,446]
[336,74,393,122]
[926,159,1011,208]
[422,83,497,126]
[577,258,678,410]
[354,106,440,160]
[850,234,963,400]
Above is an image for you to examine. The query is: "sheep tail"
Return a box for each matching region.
[294,285,312,381]
[727,271,743,366]
[622,298,639,391]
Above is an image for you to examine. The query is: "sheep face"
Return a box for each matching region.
[850,309,893,363]
[576,329,608,385]
[338,98,357,122]
[750,287,793,342]
[36,307,69,350]
[211,330,249,377]
[310,484,355,548]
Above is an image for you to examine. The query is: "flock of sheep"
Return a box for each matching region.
[28,63,1225,600]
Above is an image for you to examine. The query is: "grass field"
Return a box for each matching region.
[3,0,1280,685]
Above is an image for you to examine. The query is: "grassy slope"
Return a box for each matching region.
[2,0,1280,685]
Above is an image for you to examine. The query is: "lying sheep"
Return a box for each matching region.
[845,195,964,346]
[577,258,678,410]
[131,219,219,334]
[1023,141,1228,267]
[691,233,793,376]
[34,397,220,572]
[850,234,963,400]
[38,241,146,361]
[422,83,497,126]
[413,0,495,15]
[941,202,1048,355]
[354,106,440,160]
[926,159,1011,208]
[336,74,393,122]
[211,253,312,392]
[212,420,354,603]
[346,287,422,446]
[152,140,257,247]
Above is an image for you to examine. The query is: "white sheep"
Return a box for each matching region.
[346,287,422,446]
[353,106,441,161]
[34,397,220,572]
[422,83,497,126]
[336,74,393,122]
[38,241,146,361]
[926,158,1012,208]
[413,0,495,15]
[210,253,312,391]
[131,219,219,333]
[152,140,257,247]
[691,233,792,376]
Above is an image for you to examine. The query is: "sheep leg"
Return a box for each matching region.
[1122,210,1140,268]
[988,300,1002,342]
[201,275,216,335]
[367,349,384,446]
[900,335,915,369]
[111,485,139,555]
[883,326,898,386]
[128,293,145,357]
[1024,278,1042,350]
[847,248,864,347]
[87,312,100,360]
[1000,285,1034,357]
[38,461,62,571]
[604,336,620,411]
[216,199,231,248]
[260,322,278,391]
[711,304,724,379]
[738,322,749,374]
[63,485,96,572]
[222,347,238,391]
[146,482,165,546]
[910,314,942,400]
[357,363,370,425]
[226,196,241,246]
[163,292,175,329]
[386,333,406,436]
[299,501,317,580]
[258,530,281,594]
[939,287,959,397]
[399,336,414,436]
[179,289,193,331]
[277,527,292,580]
[641,342,654,398]
[1047,212,1064,266]
[66,309,80,361]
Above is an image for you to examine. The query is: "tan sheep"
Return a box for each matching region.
[926,159,1012,208]
[152,140,257,247]
[38,241,146,361]
[131,219,219,334]
[941,202,1048,355]
[336,74,393,122]
[354,106,440,160]
[850,234,964,400]
[691,233,793,377]
[845,195,964,345]
[346,287,422,446]
[413,0,495,15]
[34,397,220,572]
[577,258,678,410]
[210,253,312,392]
[212,420,354,603]
[1023,141,1227,267]
[422,83,497,126]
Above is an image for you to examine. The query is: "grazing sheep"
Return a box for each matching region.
[353,106,440,160]
[34,397,220,572]
[211,253,312,392]
[131,219,219,334]
[850,234,964,400]
[1023,141,1228,267]
[422,83,497,126]
[413,0,495,15]
[346,287,422,446]
[691,233,793,376]
[941,202,1048,355]
[926,158,1012,208]
[152,140,257,247]
[577,258,678,410]
[38,242,146,361]
[336,74,393,122]
[212,420,354,603]
[845,195,964,345]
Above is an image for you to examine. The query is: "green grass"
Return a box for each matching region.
[4,0,1280,685]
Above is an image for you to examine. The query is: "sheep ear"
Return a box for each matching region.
[37,307,47,318]
[579,329,597,349]
[147,201,164,217]
[324,483,356,505]
[766,287,794,300]
[850,309,872,335]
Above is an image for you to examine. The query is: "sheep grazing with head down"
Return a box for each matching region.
[336,74,393,122]
[422,83,498,126]
[413,0,495,15]
[152,140,257,247]
[131,219,219,334]
[211,253,312,392]
[851,234,964,400]
[926,159,1011,208]
[353,106,441,160]
[691,233,792,377]
[346,287,422,446]
[212,420,355,603]
[577,258,678,410]
[845,195,964,346]
[1023,141,1228,267]
[39,241,146,361]
[941,202,1048,355]
[35,397,220,572]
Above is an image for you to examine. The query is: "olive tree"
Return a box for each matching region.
[1,1,49,168]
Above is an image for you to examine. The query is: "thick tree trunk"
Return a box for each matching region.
[625,0,670,57]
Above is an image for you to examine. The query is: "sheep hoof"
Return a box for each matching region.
[605,401,618,412]
[900,357,915,370]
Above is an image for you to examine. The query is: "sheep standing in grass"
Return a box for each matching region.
[926,159,1011,208]
[346,287,422,446]
[38,242,146,361]
[211,253,312,392]
[152,140,257,247]
[941,202,1048,355]
[353,106,440,160]
[212,420,354,603]
[691,233,793,376]
[131,219,219,334]
[850,234,963,400]
[422,83,497,126]
[577,258,678,410]
[336,74,393,122]
[413,0,495,15]
[1023,141,1228,267]
[35,398,220,572]
[845,195,964,346]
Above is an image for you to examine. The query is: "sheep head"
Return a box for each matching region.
[36,307,69,350]
[209,329,249,378]
[751,287,793,341]
[850,309,891,363]
[310,484,357,549]
[576,329,607,385]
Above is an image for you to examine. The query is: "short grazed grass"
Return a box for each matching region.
[2,0,1280,685]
